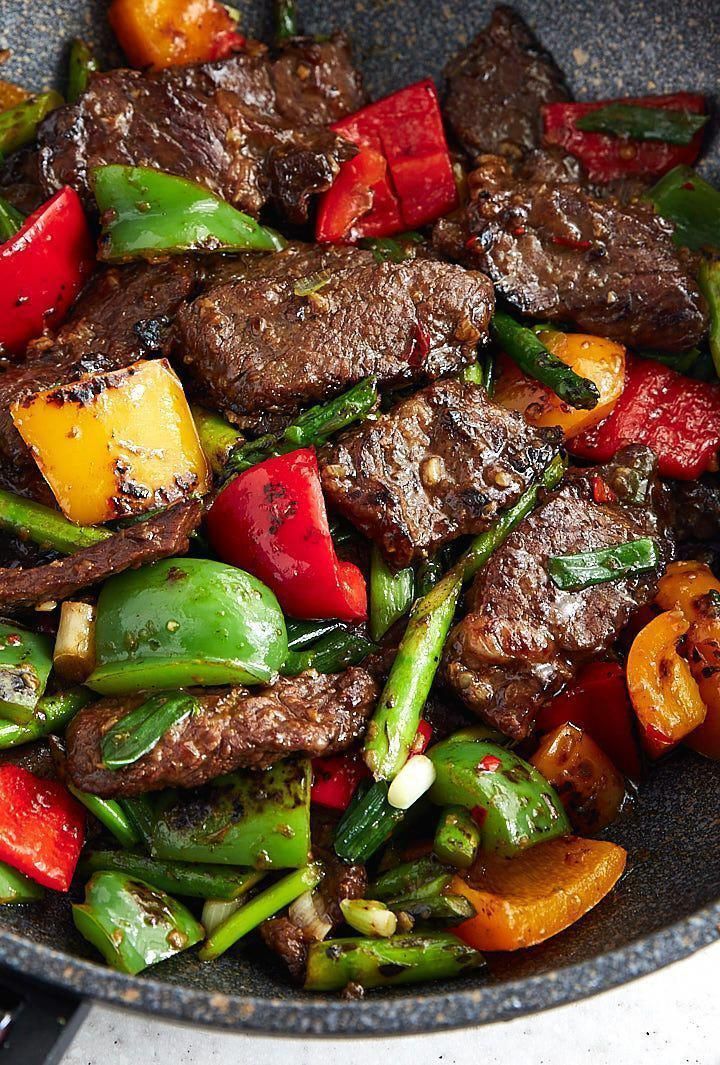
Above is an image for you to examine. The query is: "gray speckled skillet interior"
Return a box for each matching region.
[1,0,720,1037]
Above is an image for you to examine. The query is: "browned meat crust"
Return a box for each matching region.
[319,378,560,568]
[444,6,570,161]
[176,244,494,425]
[65,667,379,797]
[0,500,202,610]
[443,447,672,739]
[38,38,363,223]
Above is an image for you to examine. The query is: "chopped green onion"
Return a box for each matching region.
[101,692,199,770]
[67,785,141,850]
[285,619,346,651]
[360,231,425,264]
[293,270,332,297]
[0,91,63,157]
[67,39,99,103]
[0,860,44,904]
[79,850,264,901]
[369,545,415,642]
[699,260,720,377]
[575,104,707,146]
[433,806,480,870]
[548,537,660,591]
[340,898,397,937]
[191,406,243,475]
[334,780,405,863]
[0,196,24,243]
[274,0,298,40]
[283,629,376,676]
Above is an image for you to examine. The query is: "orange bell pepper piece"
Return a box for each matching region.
[493,331,625,440]
[627,609,707,757]
[451,836,627,952]
[656,560,720,622]
[530,723,628,834]
[109,0,245,70]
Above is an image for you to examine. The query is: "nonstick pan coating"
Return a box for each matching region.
[0,0,719,1035]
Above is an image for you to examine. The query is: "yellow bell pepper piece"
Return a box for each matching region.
[12,359,210,526]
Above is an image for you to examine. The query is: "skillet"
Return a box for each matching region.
[0,0,719,1038]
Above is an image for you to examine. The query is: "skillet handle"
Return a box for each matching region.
[0,965,88,1065]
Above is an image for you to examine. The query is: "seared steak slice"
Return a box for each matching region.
[444,6,570,161]
[176,244,494,425]
[38,40,362,223]
[0,148,45,215]
[0,500,201,610]
[665,475,720,544]
[65,667,379,797]
[443,447,670,740]
[319,379,560,568]
[0,258,200,500]
[449,155,708,351]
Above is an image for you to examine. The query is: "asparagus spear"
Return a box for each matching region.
[371,856,450,900]
[67,784,141,850]
[433,806,480,870]
[363,452,566,784]
[0,688,93,750]
[369,545,415,642]
[199,863,322,960]
[79,851,265,900]
[0,91,64,156]
[0,196,23,242]
[67,39,99,103]
[389,891,475,924]
[491,311,600,409]
[304,932,484,991]
[225,377,378,476]
[0,489,109,554]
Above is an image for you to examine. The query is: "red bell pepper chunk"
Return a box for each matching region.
[207,448,367,621]
[311,751,370,811]
[570,356,720,480]
[317,79,457,243]
[208,30,247,60]
[0,187,95,357]
[0,764,85,891]
[536,661,642,780]
[409,719,432,756]
[542,93,706,183]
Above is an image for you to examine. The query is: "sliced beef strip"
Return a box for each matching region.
[176,244,494,426]
[441,155,708,352]
[0,499,202,610]
[319,378,560,569]
[65,666,379,797]
[38,39,362,224]
[665,475,720,544]
[444,6,570,162]
[443,446,671,740]
[0,257,201,500]
[0,148,45,215]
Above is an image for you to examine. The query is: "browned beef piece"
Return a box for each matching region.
[442,155,708,352]
[65,667,379,797]
[176,244,494,426]
[260,856,367,982]
[0,258,201,499]
[38,38,362,224]
[0,500,201,610]
[0,148,45,215]
[444,6,570,162]
[665,476,720,543]
[443,447,670,740]
[319,379,560,568]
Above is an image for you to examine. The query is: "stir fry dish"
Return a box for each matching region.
[0,0,719,995]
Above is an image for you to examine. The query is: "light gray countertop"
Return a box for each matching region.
[61,939,719,1065]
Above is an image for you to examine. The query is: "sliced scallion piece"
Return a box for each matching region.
[101,691,199,770]
[575,104,707,145]
[699,259,720,377]
[548,537,660,591]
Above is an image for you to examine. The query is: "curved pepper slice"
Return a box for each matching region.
[571,356,720,480]
[0,187,94,357]
[0,764,85,891]
[208,448,367,621]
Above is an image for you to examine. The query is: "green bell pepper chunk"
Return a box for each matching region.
[0,622,53,724]
[0,687,93,750]
[86,558,287,695]
[152,760,311,869]
[67,39,99,103]
[427,735,570,857]
[72,871,204,975]
[0,91,64,157]
[0,860,44,903]
[92,165,286,261]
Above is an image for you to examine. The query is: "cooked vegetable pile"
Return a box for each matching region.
[0,0,718,996]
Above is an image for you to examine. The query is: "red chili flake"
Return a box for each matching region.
[512,225,526,236]
[551,235,592,251]
[5,634,21,646]
[681,182,696,191]
[464,235,482,251]
[406,321,431,368]
[409,719,432,757]
[592,475,618,505]
[470,805,487,827]
[645,724,673,750]
[477,754,502,773]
